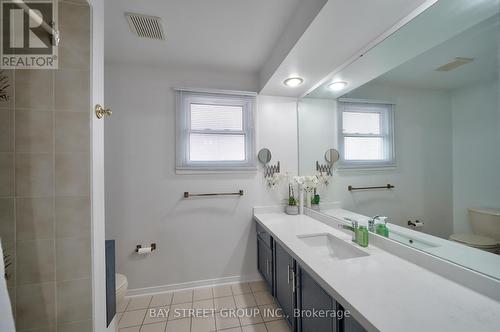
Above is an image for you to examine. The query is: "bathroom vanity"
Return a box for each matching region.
[288,2,500,331]
[253,207,500,332]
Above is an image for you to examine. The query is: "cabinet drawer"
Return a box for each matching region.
[256,222,272,248]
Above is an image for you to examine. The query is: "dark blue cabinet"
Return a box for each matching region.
[255,221,368,332]
[274,242,296,329]
[257,235,273,291]
[297,266,338,332]
[343,309,367,332]
[105,240,116,327]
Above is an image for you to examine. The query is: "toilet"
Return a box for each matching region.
[449,208,500,253]
[116,273,128,308]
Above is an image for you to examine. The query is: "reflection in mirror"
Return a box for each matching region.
[298,0,500,280]
[257,148,272,164]
[324,149,340,164]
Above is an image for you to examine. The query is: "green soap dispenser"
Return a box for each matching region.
[375,217,389,237]
[357,226,369,247]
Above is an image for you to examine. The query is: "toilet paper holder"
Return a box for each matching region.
[408,220,424,227]
[135,243,156,253]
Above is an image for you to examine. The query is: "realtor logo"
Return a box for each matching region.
[1,0,58,69]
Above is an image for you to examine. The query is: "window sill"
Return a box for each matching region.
[176,167,258,175]
[336,164,397,172]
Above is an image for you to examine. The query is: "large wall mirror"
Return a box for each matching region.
[298,0,500,280]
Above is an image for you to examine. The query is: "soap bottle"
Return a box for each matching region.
[357,226,369,247]
[375,217,389,237]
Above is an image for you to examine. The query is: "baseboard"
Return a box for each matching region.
[126,273,263,297]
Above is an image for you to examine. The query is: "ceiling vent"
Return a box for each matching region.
[435,57,474,72]
[125,13,165,40]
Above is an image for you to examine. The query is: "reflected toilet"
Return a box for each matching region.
[449,208,500,253]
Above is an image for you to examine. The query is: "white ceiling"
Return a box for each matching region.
[372,14,499,91]
[259,0,432,97]
[104,0,439,96]
[306,0,500,99]
[104,0,301,74]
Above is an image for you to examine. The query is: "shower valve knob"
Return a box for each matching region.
[95,104,112,119]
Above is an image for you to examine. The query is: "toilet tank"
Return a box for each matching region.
[469,208,500,241]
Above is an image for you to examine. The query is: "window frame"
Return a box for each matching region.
[337,100,396,169]
[175,88,257,173]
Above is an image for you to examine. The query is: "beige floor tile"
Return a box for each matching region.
[214,296,236,311]
[191,315,216,332]
[172,289,193,304]
[119,326,140,332]
[142,306,169,325]
[218,328,242,332]
[253,291,275,306]
[238,307,263,326]
[241,323,267,332]
[168,302,193,320]
[193,287,213,301]
[150,293,173,308]
[215,312,240,330]
[117,298,130,312]
[127,296,152,311]
[115,312,123,324]
[249,281,267,293]
[259,304,283,322]
[265,319,291,332]
[231,283,251,295]
[234,294,257,309]
[140,322,167,332]
[193,299,214,311]
[119,309,147,328]
[165,317,191,332]
[213,285,232,298]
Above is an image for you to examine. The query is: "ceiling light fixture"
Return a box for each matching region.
[328,81,348,91]
[283,77,303,87]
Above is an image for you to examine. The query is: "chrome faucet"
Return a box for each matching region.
[340,218,359,242]
[368,215,380,232]
[368,215,388,232]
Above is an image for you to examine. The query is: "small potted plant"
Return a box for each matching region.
[311,188,320,210]
[285,184,298,215]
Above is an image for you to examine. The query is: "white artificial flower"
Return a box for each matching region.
[267,172,282,188]
[294,176,305,185]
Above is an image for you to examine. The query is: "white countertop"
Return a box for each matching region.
[0,239,15,332]
[253,211,500,332]
[321,208,500,280]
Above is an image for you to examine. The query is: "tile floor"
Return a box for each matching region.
[116,281,291,332]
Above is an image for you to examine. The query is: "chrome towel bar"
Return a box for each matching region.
[348,184,394,191]
[183,190,244,198]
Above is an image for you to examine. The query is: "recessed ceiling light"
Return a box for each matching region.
[283,77,303,87]
[328,81,348,91]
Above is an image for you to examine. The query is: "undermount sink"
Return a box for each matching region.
[388,230,439,250]
[297,233,369,260]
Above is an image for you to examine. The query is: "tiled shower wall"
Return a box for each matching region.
[0,1,92,331]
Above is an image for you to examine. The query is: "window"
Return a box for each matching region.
[337,100,395,168]
[176,89,256,173]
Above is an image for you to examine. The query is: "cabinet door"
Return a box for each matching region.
[257,238,273,290]
[343,312,367,332]
[298,266,337,332]
[274,242,295,328]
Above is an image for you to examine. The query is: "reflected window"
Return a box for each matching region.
[338,101,395,168]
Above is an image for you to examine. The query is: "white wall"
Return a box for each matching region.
[298,98,337,176]
[451,79,500,233]
[104,63,297,290]
[299,84,454,238]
